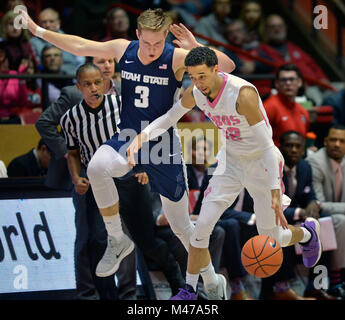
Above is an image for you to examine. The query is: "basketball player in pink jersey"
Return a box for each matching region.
[127,46,322,300]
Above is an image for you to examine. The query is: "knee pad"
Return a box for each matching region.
[190,219,214,249]
[87,145,130,183]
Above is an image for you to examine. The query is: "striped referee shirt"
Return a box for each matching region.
[60,94,121,166]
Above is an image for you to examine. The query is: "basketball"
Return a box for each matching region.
[241,235,283,278]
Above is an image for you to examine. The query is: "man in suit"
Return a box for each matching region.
[280,130,338,300]
[306,124,345,298]
[7,138,51,177]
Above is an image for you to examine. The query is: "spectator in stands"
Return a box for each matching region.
[25,56,42,112]
[223,19,258,75]
[264,64,310,147]
[0,9,37,71]
[1,0,24,12]
[306,124,345,299]
[260,14,329,86]
[7,138,51,177]
[239,0,265,50]
[194,0,232,46]
[279,131,338,300]
[101,7,132,42]
[38,45,73,105]
[0,41,28,124]
[323,87,345,125]
[30,8,85,75]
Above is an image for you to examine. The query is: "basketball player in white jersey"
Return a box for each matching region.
[127,46,322,300]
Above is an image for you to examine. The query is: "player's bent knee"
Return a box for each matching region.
[190,234,210,248]
[87,145,129,181]
[87,155,106,182]
[190,223,213,249]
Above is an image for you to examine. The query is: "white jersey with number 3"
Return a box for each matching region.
[193,72,272,157]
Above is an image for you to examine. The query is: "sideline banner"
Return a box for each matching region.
[0,198,76,293]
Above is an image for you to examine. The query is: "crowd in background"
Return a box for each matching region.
[1,0,345,301]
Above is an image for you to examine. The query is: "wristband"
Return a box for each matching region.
[35,26,46,38]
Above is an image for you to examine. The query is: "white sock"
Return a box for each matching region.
[299,227,312,243]
[186,272,199,292]
[103,214,124,241]
[200,262,218,287]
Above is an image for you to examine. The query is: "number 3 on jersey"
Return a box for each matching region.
[135,85,149,108]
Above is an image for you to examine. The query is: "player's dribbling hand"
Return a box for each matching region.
[169,23,198,50]
[271,189,288,229]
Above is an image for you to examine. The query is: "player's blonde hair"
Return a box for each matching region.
[137,8,172,34]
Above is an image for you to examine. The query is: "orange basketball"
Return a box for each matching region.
[241,235,283,278]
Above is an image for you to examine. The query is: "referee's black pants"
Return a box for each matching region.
[73,186,118,300]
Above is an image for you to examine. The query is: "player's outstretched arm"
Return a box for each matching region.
[18,9,128,60]
[126,86,195,168]
[237,86,288,229]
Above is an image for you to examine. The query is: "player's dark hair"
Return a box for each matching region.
[185,46,218,68]
[76,62,102,83]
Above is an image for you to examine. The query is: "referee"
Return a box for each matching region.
[60,63,136,281]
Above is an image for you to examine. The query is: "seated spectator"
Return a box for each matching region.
[194,0,232,46]
[258,14,329,86]
[7,138,51,177]
[263,64,310,147]
[322,86,345,125]
[37,45,74,105]
[25,56,42,112]
[239,0,265,49]
[0,41,28,124]
[101,7,132,42]
[0,9,37,71]
[306,124,345,299]
[30,8,85,75]
[279,131,338,300]
[1,0,24,15]
[223,19,257,75]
